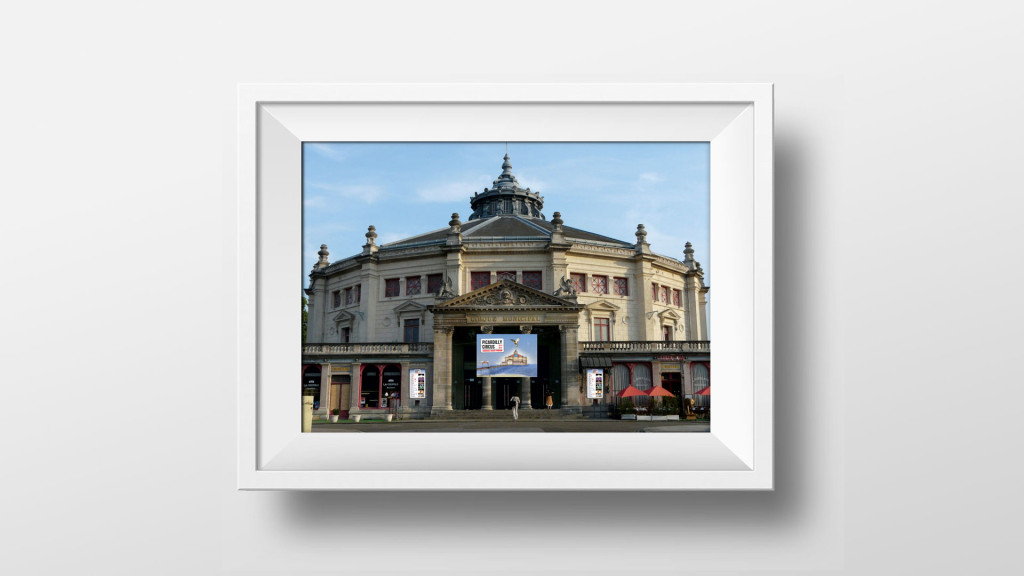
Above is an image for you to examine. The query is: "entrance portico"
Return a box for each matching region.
[428,279,584,414]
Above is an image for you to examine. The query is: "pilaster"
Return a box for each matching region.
[430,326,455,414]
[559,324,581,412]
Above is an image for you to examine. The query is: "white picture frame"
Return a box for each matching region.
[237,84,773,490]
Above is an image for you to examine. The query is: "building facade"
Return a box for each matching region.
[302,155,710,419]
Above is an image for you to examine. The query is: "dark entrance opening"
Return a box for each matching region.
[661,371,682,415]
[450,325,562,409]
[496,377,518,409]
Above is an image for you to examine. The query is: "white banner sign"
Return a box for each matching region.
[586,369,604,399]
[409,369,426,399]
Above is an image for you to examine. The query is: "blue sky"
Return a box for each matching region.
[303,142,710,290]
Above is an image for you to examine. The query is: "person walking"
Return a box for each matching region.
[510,394,520,421]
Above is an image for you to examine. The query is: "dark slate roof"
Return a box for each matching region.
[379,219,490,248]
[376,214,635,252]
[462,216,550,238]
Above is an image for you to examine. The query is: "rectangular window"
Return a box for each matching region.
[345,287,353,306]
[497,271,516,283]
[523,271,542,290]
[570,273,586,293]
[404,319,420,343]
[591,275,608,294]
[471,271,491,290]
[354,284,361,303]
[427,273,443,295]
[332,290,341,308]
[341,327,350,343]
[613,277,629,296]
[595,318,610,342]
[660,285,670,303]
[385,278,400,297]
[652,283,658,301]
[663,326,672,341]
[406,276,421,296]
[672,289,681,307]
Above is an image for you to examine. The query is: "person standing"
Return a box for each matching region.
[510,394,521,421]
[545,390,553,410]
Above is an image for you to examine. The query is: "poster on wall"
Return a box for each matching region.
[586,369,604,399]
[476,334,537,378]
[409,369,426,399]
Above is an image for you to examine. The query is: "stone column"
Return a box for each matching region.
[315,362,330,419]
[519,325,533,410]
[480,325,493,410]
[559,324,581,413]
[682,360,693,396]
[349,364,363,416]
[430,326,454,414]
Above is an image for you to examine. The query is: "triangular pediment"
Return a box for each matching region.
[586,300,621,312]
[393,300,428,314]
[431,279,582,310]
[658,309,682,321]
[331,309,356,323]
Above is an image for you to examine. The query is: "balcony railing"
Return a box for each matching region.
[579,340,710,353]
[303,342,435,355]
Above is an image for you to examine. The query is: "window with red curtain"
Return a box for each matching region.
[471,272,491,290]
[427,274,442,295]
[672,289,681,307]
[406,276,421,296]
[385,278,400,297]
[404,319,420,343]
[613,277,628,296]
[523,271,542,290]
[591,275,608,294]
[660,285,670,303]
[571,273,586,293]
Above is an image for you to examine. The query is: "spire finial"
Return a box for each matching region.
[316,244,330,269]
[501,151,512,176]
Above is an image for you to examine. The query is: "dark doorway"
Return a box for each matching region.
[496,377,519,409]
[462,369,482,409]
[662,371,683,415]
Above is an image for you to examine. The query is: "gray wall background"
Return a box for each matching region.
[2,1,1020,574]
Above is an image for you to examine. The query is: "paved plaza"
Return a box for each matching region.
[312,418,710,433]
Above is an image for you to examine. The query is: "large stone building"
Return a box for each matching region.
[302,154,710,419]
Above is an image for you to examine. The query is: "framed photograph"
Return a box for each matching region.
[238,84,773,490]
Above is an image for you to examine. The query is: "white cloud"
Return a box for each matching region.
[638,172,664,183]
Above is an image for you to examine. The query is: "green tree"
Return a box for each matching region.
[302,295,308,343]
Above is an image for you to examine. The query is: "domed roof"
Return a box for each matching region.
[468,154,546,221]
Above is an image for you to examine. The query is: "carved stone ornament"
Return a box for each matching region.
[480,325,494,334]
[437,275,458,300]
[519,325,533,334]
[554,275,578,297]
